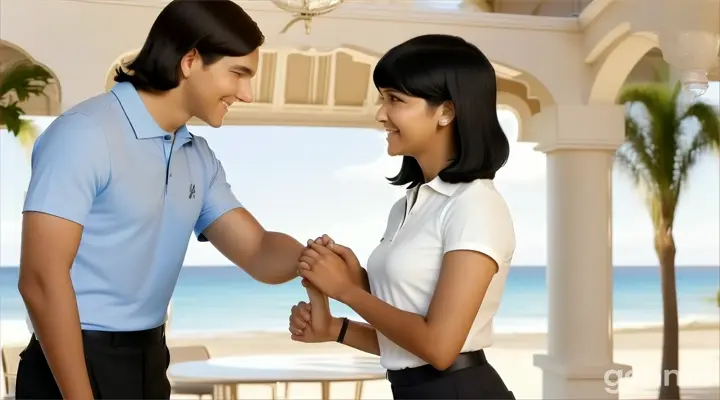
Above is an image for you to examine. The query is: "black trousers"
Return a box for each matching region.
[389,361,515,399]
[15,326,171,399]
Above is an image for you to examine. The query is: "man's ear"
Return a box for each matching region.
[179,49,201,79]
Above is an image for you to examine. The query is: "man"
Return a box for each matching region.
[15,1,306,398]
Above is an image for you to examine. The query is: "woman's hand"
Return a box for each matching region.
[289,280,336,343]
[298,242,355,301]
[310,234,368,290]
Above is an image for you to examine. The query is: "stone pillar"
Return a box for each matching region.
[529,104,632,399]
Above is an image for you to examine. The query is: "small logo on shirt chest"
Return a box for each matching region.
[188,183,196,199]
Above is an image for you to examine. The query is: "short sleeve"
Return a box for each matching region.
[440,185,516,269]
[194,152,243,242]
[23,113,111,226]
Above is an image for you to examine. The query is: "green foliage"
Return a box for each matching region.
[615,83,720,227]
[616,83,720,399]
[0,60,53,136]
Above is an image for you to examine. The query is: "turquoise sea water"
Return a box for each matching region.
[1,266,718,335]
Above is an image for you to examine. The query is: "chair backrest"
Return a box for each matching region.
[168,345,210,365]
[2,345,24,396]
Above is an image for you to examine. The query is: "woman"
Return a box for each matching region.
[290,34,516,399]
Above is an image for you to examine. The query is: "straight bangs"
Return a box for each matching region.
[373,50,449,106]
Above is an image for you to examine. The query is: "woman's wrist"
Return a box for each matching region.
[328,317,345,342]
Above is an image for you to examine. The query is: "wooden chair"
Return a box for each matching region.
[168,345,214,399]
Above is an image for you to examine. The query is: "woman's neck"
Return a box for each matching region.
[415,134,455,183]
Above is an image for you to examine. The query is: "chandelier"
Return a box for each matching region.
[658,0,720,99]
[271,0,345,34]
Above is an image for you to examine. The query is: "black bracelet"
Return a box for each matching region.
[336,317,350,343]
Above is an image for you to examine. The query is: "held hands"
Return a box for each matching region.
[291,235,336,342]
[297,239,355,301]
[290,234,361,342]
[302,235,363,287]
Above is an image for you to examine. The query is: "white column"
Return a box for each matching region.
[529,104,632,399]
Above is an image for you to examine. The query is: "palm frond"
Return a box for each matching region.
[616,83,717,229]
[0,60,53,101]
[0,101,24,135]
[673,101,720,204]
[682,101,720,153]
[615,117,657,193]
[0,60,53,136]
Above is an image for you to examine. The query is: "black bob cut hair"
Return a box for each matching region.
[373,34,510,188]
[115,0,265,92]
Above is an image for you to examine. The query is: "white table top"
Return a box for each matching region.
[168,353,387,384]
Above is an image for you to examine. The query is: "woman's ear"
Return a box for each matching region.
[438,101,456,127]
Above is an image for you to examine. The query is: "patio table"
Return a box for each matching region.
[168,353,387,400]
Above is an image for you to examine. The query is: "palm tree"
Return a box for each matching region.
[615,83,720,400]
[0,60,53,149]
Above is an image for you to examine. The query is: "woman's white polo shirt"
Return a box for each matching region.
[366,177,516,370]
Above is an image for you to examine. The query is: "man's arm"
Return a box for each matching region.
[17,113,111,400]
[191,144,304,284]
[201,208,304,284]
[19,213,94,400]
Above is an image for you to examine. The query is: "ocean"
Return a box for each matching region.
[1,266,718,337]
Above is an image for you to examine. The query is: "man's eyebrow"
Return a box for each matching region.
[231,65,255,76]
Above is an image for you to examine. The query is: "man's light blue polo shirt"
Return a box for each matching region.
[23,82,243,332]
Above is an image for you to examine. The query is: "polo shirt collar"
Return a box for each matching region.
[407,176,460,197]
[111,82,193,142]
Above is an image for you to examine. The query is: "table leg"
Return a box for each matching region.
[320,381,330,400]
[284,382,290,399]
[213,384,238,400]
[354,381,364,400]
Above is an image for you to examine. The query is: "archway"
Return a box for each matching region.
[0,40,62,117]
[588,32,660,104]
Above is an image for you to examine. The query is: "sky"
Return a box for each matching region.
[0,84,718,268]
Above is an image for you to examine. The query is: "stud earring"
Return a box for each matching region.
[439,119,448,126]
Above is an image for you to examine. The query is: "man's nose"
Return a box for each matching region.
[236,81,254,104]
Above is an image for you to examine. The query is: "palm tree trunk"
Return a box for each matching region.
[655,223,680,400]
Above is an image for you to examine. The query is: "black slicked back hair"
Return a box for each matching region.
[115,0,265,92]
[373,34,510,188]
